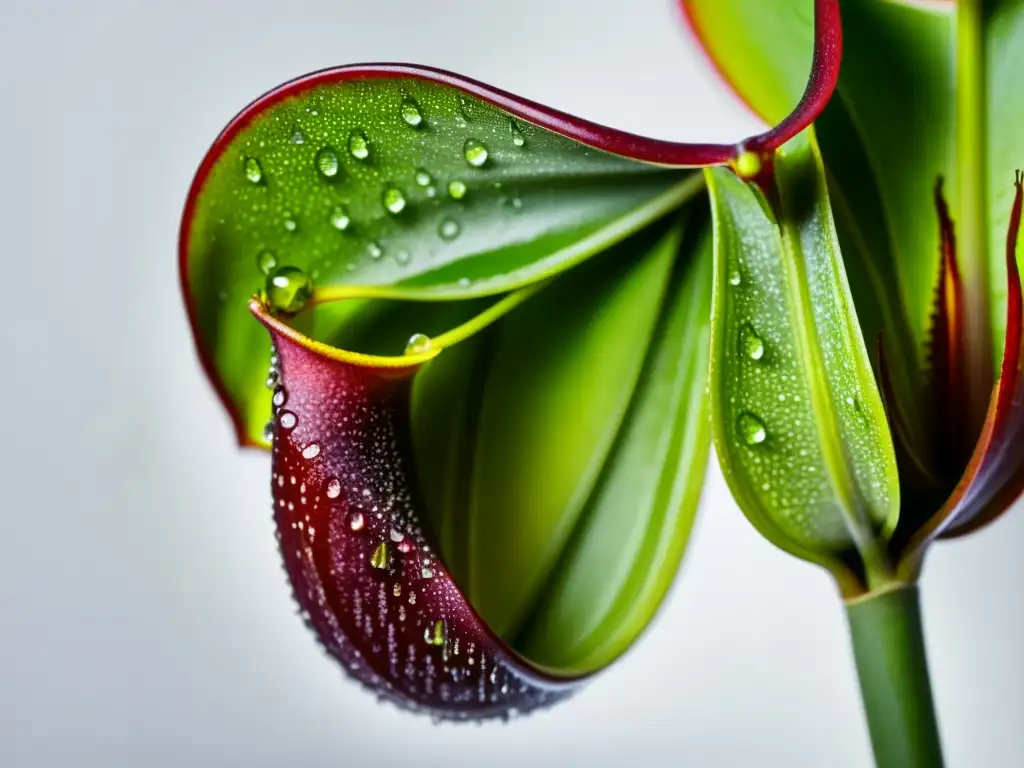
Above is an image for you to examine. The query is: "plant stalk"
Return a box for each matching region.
[845,585,944,768]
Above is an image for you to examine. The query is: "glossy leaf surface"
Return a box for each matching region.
[707,131,899,593]
[181,66,702,446]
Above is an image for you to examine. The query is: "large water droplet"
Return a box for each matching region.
[330,206,351,231]
[510,120,526,147]
[463,139,489,167]
[424,619,446,647]
[265,266,313,314]
[438,216,460,241]
[737,412,767,445]
[279,411,297,430]
[348,129,370,160]
[371,542,390,569]
[257,249,277,275]
[383,186,407,214]
[405,333,432,355]
[448,180,467,200]
[301,443,321,460]
[315,146,340,178]
[400,97,424,127]
[415,168,432,187]
[244,157,263,184]
[739,322,765,361]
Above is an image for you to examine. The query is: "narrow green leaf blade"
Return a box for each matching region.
[707,131,899,590]
[466,224,680,640]
[516,221,713,675]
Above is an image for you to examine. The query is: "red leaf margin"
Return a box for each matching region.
[180,0,842,447]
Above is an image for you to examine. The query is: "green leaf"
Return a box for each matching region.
[515,222,712,675]
[182,73,696,446]
[706,130,900,592]
[464,223,680,641]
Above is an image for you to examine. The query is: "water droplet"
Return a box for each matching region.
[405,333,432,355]
[383,186,407,214]
[728,271,742,286]
[371,542,390,569]
[348,129,370,160]
[272,388,286,408]
[326,478,341,498]
[330,206,351,231]
[290,130,304,145]
[400,97,424,127]
[739,323,765,361]
[457,277,471,288]
[302,443,321,460]
[447,180,467,200]
[244,157,263,184]
[390,529,405,543]
[315,146,340,178]
[510,120,526,147]
[421,566,434,579]
[424,619,446,646]
[737,412,767,445]
[349,511,365,531]
[438,216,460,241]
[256,249,277,275]
[397,539,412,554]
[395,249,412,266]
[265,266,313,314]
[283,216,298,233]
[263,421,274,442]
[415,168,432,187]
[279,411,297,430]
[459,95,474,121]
[463,139,489,167]
[367,241,384,260]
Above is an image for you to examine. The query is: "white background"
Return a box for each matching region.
[2,1,1022,766]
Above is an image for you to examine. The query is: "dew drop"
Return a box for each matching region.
[371,542,390,569]
[263,420,274,442]
[256,249,277,275]
[279,411,297,430]
[395,249,412,266]
[405,333,432,355]
[400,97,424,127]
[265,266,313,314]
[737,412,767,445]
[367,241,384,260]
[421,566,434,579]
[390,529,405,543]
[424,619,446,647]
[463,139,489,167]
[383,186,407,214]
[315,146,340,178]
[330,206,351,231]
[283,216,298,233]
[415,168,433,187]
[290,130,304,145]
[447,180,467,200]
[301,443,321,460]
[349,511,366,531]
[438,216,461,241]
[729,271,742,286]
[348,129,370,160]
[244,156,263,184]
[272,388,287,408]
[510,120,526,147]
[739,322,765,361]
[326,478,341,499]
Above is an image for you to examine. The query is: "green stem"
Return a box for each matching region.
[846,585,944,768]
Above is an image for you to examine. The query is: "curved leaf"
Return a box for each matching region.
[466,224,679,641]
[515,222,713,675]
[707,131,900,594]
